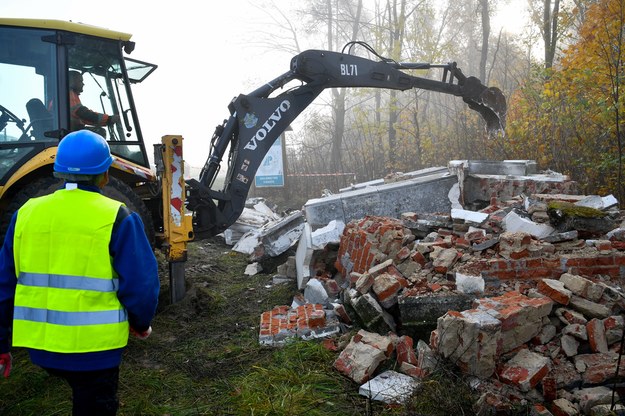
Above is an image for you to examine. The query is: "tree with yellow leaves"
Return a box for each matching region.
[508,0,625,202]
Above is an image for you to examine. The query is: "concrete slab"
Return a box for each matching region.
[304,170,457,229]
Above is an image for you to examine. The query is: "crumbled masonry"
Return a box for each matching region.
[237,161,625,414]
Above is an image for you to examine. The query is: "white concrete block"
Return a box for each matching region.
[451,208,488,224]
[358,370,418,404]
[503,210,555,239]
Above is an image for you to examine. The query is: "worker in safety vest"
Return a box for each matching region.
[69,70,120,136]
[0,129,160,415]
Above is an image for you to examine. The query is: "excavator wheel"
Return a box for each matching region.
[0,176,156,246]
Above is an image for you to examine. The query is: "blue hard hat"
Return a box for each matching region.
[54,130,114,175]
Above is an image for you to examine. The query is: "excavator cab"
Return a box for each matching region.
[0,19,160,242]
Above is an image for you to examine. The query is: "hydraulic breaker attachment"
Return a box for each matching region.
[156,135,194,303]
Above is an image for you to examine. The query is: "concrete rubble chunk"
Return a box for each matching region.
[574,353,625,385]
[295,221,344,290]
[350,293,396,334]
[416,339,438,375]
[561,333,580,357]
[542,230,579,243]
[398,292,475,338]
[358,370,419,404]
[568,295,611,319]
[561,323,588,340]
[372,273,402,308]
[431,247,459,273]
[223,200,281,245]
[233,210,304,260]
[435,309,501,379]
[560,273,604,302]
[555,307,588,325]
[304,166,456,229]
[304,278,330,306]
[575,194,618,210]
[574,386,614,415]
[551,398,579,416]
[603,315,624,345]
[355,329,394,357]
[502,210,555,239]
[498,349,550,392]
[455,272,485,295]
[451,208,488,224]
[589,404,625,415]
[244,262,263,276]
[537,279,572,305]
[334,337,387,384]
[533,324,557,344]
[607,227,625,241]
[530,403,554,416]
[587,318,609,353]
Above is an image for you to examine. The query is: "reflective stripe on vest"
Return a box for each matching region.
[12,188,129,353]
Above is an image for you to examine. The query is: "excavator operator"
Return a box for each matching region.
[69,70,120,137]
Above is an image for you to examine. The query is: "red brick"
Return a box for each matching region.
[542,375,557,401]
[395,335,417,366]
[395,246,411,262]
[614,253,625,265]
[411,251,427,266]
[488,259,511,271]
[489,270,519,280]
[510,249,530,260]
[525,258,543,268]
[595,256,615,266]
[573,266,620,277]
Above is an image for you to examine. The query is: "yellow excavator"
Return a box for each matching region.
[0,18,506,303]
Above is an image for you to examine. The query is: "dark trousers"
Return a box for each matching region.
[43,366,120,416]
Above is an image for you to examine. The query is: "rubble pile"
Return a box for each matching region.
[259,191,625,414]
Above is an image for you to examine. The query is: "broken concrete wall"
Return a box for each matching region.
[304,160,578,230]
[304,172,457,230]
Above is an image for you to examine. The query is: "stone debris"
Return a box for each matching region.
[232,210,304,261]
[254,161,625,414]
[358,370,419,404]
[223,198,281,245]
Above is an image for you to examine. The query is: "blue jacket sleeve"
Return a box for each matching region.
[110,208,160,332]
[0,212,17,353]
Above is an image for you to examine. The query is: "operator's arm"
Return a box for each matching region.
[70,91,118,127]
[110,206,159,333]
[0,213,17,354]
[74,104,117,127]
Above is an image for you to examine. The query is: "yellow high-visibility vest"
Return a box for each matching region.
[12,187,129,353]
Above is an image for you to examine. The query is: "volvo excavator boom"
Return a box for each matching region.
[186,43,507,240]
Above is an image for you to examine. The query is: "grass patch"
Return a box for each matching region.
[224,339,367,416]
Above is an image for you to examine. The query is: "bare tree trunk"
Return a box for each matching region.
[542,0,560,68]
[479,0,490,83]
[329,0,363,179]
[386,0,407,172]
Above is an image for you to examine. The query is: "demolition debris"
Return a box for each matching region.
[226,160,625,415]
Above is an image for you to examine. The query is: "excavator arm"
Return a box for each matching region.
[186,44,507,239]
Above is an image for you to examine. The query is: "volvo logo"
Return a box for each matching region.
[243,100,291,150]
